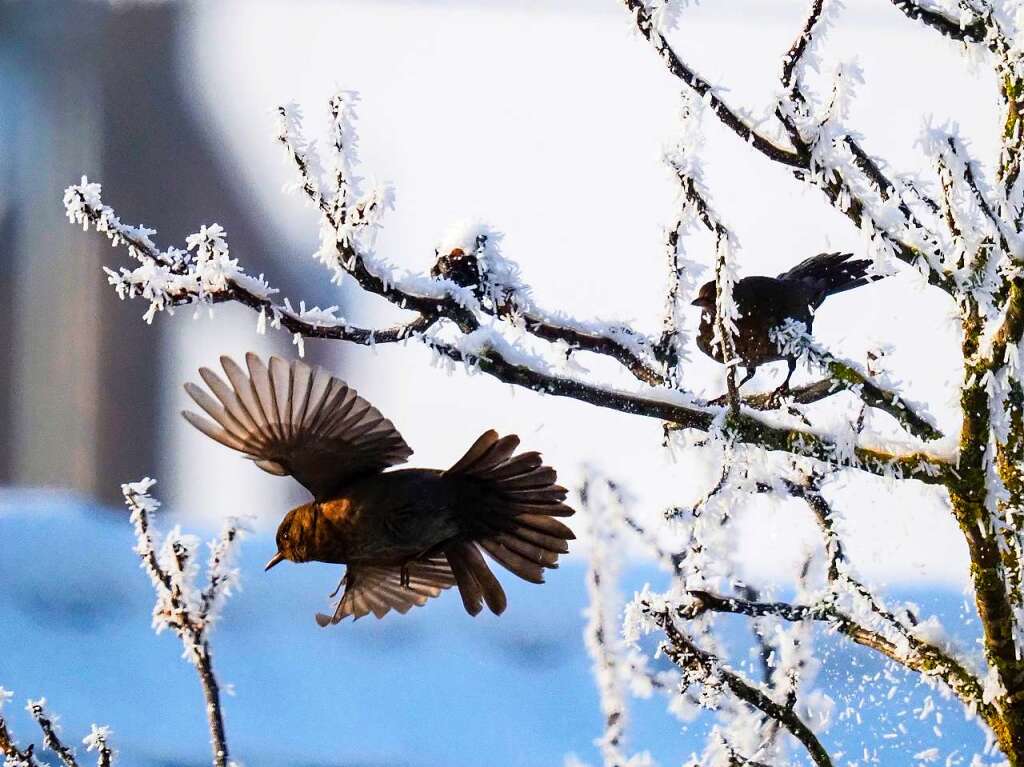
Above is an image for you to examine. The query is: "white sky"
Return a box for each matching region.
[160,0,998,588]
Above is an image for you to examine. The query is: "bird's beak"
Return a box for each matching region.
[265,551,286,571]
[691,297,711,308]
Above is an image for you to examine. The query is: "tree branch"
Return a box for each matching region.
[682,589,996,725]
[122,480,233,767]
[780,0,825,93]
[27,700,79,767]
[624,0,953,294]
[888,0,988,43]
[647,606,834,767]
[0,715,41,767]
[67,183,951,483]
[621,0,804,168]
[771,321,942,441]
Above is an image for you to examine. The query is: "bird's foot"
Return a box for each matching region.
[400,565,411,589]
[329,572,347,599]
[765,383,792,409]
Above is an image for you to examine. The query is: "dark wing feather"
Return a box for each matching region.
[182,353,413,498]
[315,557,457,625]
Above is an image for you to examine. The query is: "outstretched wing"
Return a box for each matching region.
[182,352,413,499]
[316,557,457,625]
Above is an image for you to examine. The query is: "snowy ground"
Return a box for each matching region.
[0,492,994,766]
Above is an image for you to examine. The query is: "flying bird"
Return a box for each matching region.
[692,252,875,394]
[182,353,574,625]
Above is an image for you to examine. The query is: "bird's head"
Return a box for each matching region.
[691,281,716,312]
[265,502,320,571]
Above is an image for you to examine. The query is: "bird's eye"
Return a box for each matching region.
[282,531,290,541]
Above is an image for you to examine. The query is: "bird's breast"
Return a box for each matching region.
[321,472,462,566]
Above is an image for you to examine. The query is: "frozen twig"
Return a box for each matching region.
[82,726,114,767]
[770,319,942,441]
[887,0,988,43]
[580,475,653,767]
[0,695,40,767]
[0,691,114,767]
[644,605,834,767]
[26,699,79,767]
[121,479,240,767]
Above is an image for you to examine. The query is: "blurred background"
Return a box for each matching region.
[0,1,1003,764]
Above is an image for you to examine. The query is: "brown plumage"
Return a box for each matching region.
[692,252,876,393]
[182,353,574,625]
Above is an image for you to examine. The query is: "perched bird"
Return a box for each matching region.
[182,353,574,625]
[692,252,875,393]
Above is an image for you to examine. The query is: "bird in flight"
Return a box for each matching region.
[182,353,574,625]
[692,252,875,397]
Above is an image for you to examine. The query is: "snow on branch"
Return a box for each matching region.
[644,604,834,767]
[121,478,241,767]
[621,0,804,169]
[578,475,654,767]
[887,0,989,43]
[64,98,952,485]
[81,727,113,767]
[624,0,957,292]
[0,689,113,767]
[770,319,942,440]
[663,93,742,411]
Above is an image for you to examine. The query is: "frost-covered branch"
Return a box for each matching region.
[0,690,114,767]
[770,319,942,441]
[624,0,951,293]
[63,181,436,350]
[82,727,114,767]
[0,690,40,767]
[580,476,653,767]
[276,99,669,387]
[663,97,742,409]
[65,177,951,483]
[686,465,996,729]
[645,606,834,767]
[27,699,79,767]
[429,238,668,387]
[887,0,988,43]
[682,586,996,727]
[122,478,240,767]
[620,0,804,168]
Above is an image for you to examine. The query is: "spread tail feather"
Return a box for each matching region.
[444,430,575,614]
[777,251,876,306]
[446,540,507,615]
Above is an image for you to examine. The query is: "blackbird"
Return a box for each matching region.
[692,252,874,393]
[182,353,574,625]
